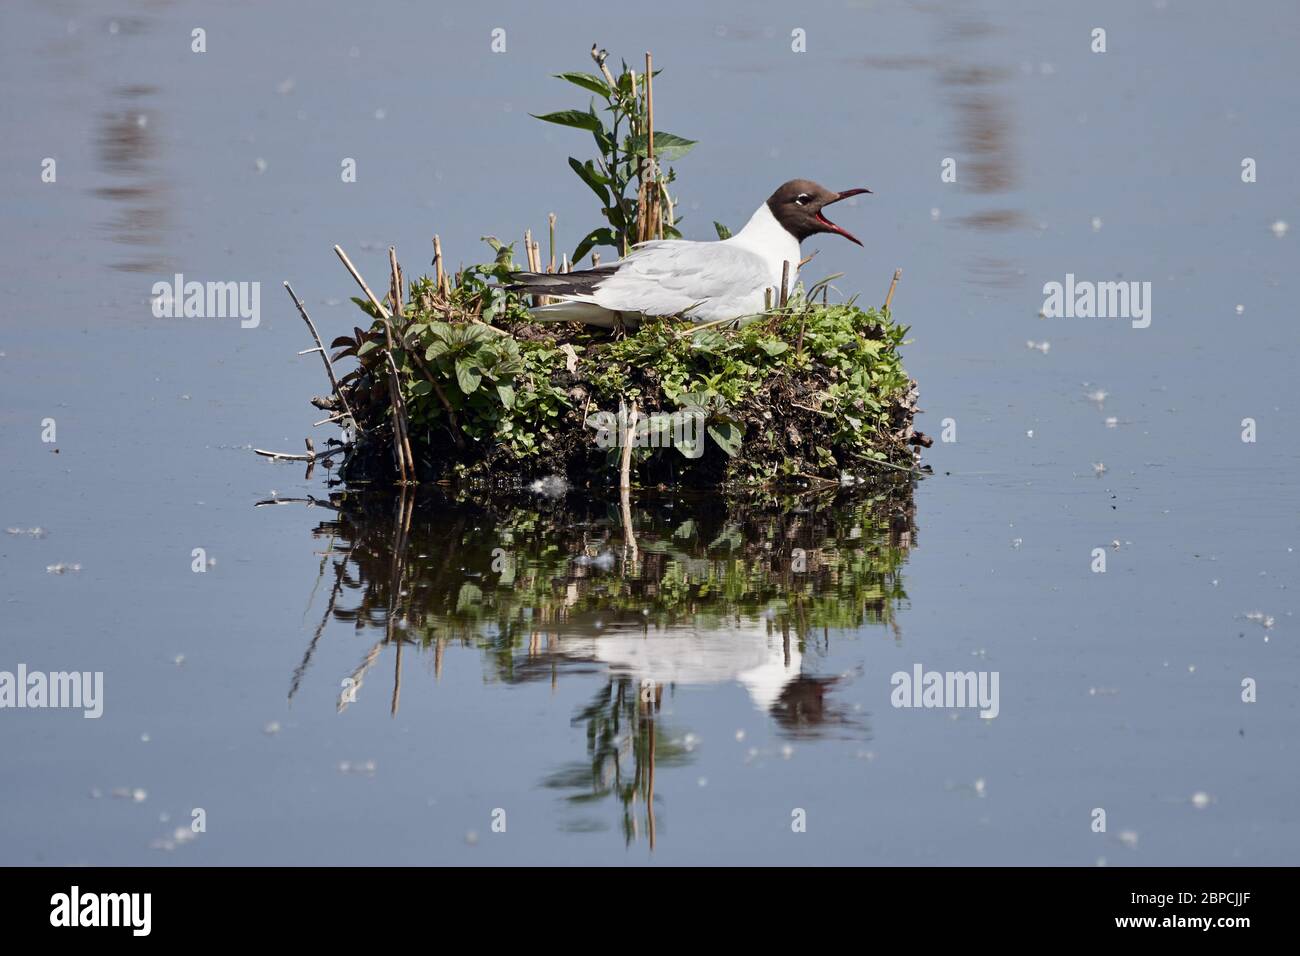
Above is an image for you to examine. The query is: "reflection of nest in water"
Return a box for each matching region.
[286,484,916,714]
[277,485,914,846]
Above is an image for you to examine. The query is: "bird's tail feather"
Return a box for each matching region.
[507,266,618,298]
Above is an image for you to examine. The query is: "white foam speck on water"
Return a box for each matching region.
[338,759,377,776]
[1271,219,1288,238]
[46,563,81,574]
[149,827,197,852]
[6,527,47,537]
[1244,611,1274,629]
[263,721,281,736]
[1191,791,1212,809]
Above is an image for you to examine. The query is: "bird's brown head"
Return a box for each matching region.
[766,179,871,246]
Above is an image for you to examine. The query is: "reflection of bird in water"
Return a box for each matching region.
[556,619,798,711]
[546,613,846,733]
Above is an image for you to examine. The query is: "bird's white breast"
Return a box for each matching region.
[724,201,802,296]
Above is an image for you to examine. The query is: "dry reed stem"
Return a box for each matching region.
[283,281,362,433]
[333,243,464,449]
[884,268,902,311]
[619,400,638,491]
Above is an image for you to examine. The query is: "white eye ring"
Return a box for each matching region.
[795,194,810,205]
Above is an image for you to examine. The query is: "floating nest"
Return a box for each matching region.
[269,246,927,492]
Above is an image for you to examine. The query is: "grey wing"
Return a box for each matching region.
[591,241,772,320]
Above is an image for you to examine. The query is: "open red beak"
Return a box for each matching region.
[816,188,871,247]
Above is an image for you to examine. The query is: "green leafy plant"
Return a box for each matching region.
[533,46,696,262]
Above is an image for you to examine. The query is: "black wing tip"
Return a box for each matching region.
[506,265,618,295]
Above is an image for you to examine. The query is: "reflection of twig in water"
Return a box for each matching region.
[619,486,638,568]
[289,550,350,702]
[339,640,383,713]
[253,495,340,510]
[302,531,335,627]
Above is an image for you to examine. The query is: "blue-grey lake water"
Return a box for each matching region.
[1,0,1297,865]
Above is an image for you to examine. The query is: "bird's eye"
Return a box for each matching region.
[795,194,810,205]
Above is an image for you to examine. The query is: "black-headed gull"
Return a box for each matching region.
[509,179,870,327]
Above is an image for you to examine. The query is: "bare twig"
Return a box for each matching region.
[432,235,447,295]
[884,267,902,311]
[645,51,657,240]
[850,449,923,476]
[679,314,741,337]
[333,245,388,321]
[797,472,840,487]
[591,44,617,88]
[333,243,465,449]
[779,260,791,308]
[619,400,637,491]
[255,445,348,463]
[385,352,415,481]
[283,282,360,432]
[388,246,404,318]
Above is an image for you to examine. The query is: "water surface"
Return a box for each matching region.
[1,0,1297,865]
